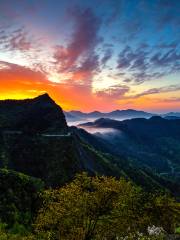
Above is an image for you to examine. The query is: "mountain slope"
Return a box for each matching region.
[0,168,44,227]
[0,94,179,195]
[71,126,180,196]
[79,117,180,183]
[0,93,68,134]
[0,131,124,187]
[0,95,122,187]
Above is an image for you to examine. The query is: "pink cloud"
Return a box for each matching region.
[7,28,32,51]
[0,61,120,111]
[54,7,102,85]
[96,85,130,100]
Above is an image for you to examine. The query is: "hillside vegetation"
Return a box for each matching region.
[0,94,179,239]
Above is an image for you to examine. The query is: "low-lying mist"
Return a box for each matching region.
[67,118,123,139]
[66,117,137,127]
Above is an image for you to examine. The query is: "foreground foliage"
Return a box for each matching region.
[35,173,180,240]
[0,169,44,228]
[0,172,179,239]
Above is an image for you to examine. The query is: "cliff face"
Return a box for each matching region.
[0,93,68,134]
[0,94,119,187]
[0,129,122,187]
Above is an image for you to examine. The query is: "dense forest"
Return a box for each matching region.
[0,172,179,239]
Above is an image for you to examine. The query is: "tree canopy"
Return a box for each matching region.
[35,173,180,240]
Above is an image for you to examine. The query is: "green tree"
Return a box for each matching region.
[147,194,180,234]
[35,173,173,240]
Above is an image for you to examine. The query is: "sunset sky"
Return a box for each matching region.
[0,0,180,112]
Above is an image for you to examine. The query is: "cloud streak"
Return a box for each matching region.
[116,44,180,83]
[54,7,102,86]
[124,85,180,100]
[4,28,32,51]
[95,84,129,100]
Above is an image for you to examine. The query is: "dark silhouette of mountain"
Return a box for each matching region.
[163,112,180,118]
[0,93,68,134]
[71,126,180,196]
[66,110,103,118]
[79,116,180,189]
[67,110,87,118]
[106,109,154,118]
[79,116,180,138]
[0,132,121,187]
[65,109,154,122]
[0,94,179,195]
[0,95,121,186]
[164,116,180,120]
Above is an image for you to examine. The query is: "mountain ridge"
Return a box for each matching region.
[78,116,180,188]
[0,93,68,134]
[0,94,179,195]
[65,109,180,123]
[65,109,155,121]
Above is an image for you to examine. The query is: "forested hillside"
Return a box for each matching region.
[0,94,179,239]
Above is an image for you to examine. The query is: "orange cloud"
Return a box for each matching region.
[0,61,118,111]
[1,61,180,113]
[118,96,180,112]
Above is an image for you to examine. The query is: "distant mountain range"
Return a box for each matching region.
[64,109,180,123]
[164,116,180,120]
[64,109,155,122]
[163,112,180,117]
